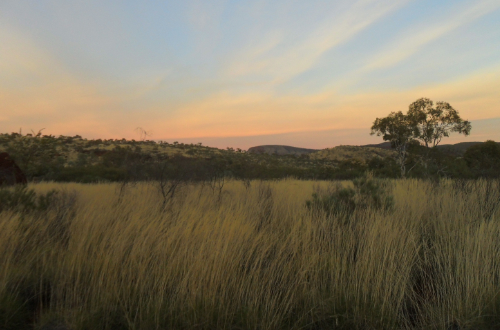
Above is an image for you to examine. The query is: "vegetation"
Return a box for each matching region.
[407,98,471,148]
[306,173,394,218]
[0,129,497,184]
[371,111,415,178]
[463,140,500,178]
[0,98,497,329]
[371,98,472,178]
[1,179,500,329]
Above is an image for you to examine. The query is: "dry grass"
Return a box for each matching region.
[1,179,500,329]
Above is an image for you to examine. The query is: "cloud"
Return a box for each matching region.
[156,63,500,143]
[363,0,500,71]
[188,0,226,30]
[2,1,499,148]
[0,25,57,79]
[0,23,119,133]
[226,0,408,83]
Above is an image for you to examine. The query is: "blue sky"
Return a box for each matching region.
[1,0,499,148]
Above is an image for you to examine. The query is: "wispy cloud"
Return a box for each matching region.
[0,23,117,133]
[187,0,227,30]
[363,0,500,71]
[226,0,408,84]
[1,1,499,147]
[161,63,500,141]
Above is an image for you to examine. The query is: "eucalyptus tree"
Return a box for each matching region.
[371,98,471,178]
[407,98,471,148]
[370,111,415,178]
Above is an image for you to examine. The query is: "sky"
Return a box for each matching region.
[1,0,499,149]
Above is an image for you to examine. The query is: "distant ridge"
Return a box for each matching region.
[362,141,499,155]
[362,142,392,149]
[247,141,499,160]
[310,145,396,164]
[247,145,319,155]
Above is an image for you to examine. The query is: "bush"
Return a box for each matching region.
[464,140,500,178]
[306,173,394,218]
[0,186,58,214]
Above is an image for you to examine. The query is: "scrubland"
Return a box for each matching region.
[1,178,500,329]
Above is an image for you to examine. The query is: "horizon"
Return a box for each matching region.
[2,1,500,149]
[5,118,499,151]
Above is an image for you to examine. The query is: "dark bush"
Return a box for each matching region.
[0,186,58,214]
[306,174,394,218]
[464,140,500,178]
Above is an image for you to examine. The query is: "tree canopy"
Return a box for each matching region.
[370,111,415,178]
[371,97,472,178]
[407,98,471,148]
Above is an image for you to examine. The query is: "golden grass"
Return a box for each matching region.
[1,179,500,329]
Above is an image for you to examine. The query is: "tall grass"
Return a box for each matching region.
[1,179,500,329]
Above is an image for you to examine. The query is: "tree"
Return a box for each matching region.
[463,140,500,177]
[407,98,471,148]
[370,111,415,178]
[371,98,472,178]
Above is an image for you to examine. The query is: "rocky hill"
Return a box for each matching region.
[247,144,396,163]
[363,141,500,156]
[247,145,319,156]
[310,145,396,164]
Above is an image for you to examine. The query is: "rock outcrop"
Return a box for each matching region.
[247,145,319,156]
[0,152,27,186]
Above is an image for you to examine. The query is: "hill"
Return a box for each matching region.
[310,145,396,164]
[1,132,497,182]
[362,141,500,156]
[435,142,500,156]
[247,145,319,155]
[0,133,346,182]
[248,144,396,163]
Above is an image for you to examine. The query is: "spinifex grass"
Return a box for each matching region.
[0,179,499,329]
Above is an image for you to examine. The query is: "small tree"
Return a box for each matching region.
[371,111,414,178]
[372,98,472,178]
[407,98,471,148]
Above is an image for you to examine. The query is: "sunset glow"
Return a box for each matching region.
[2,1,499,149]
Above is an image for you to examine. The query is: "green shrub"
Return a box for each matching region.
[0,186,58,214]
[306,173,394,218]
[352,173,394,211]
[464,140,500,178]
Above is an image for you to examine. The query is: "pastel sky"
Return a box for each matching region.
[1,0,499,149]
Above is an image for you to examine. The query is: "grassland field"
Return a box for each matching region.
[1,178,500,329]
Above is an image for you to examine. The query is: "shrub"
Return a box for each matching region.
[464,140,500,178]
[0,186,58,214]
[306,173,394,218]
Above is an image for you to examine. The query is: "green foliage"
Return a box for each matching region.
[51,165,127,183]
[1,131,65,180]
[407,98,472,148]
[1,129,496,183]
[371,111,415,148]
[464,140,500,178]
[367,156,400,178]
[371,111,415,178]
[405,144,473,180]
[352,174,394,210]
[371,98,472,178]
[306,174,394,218]
[0,186,58,213]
